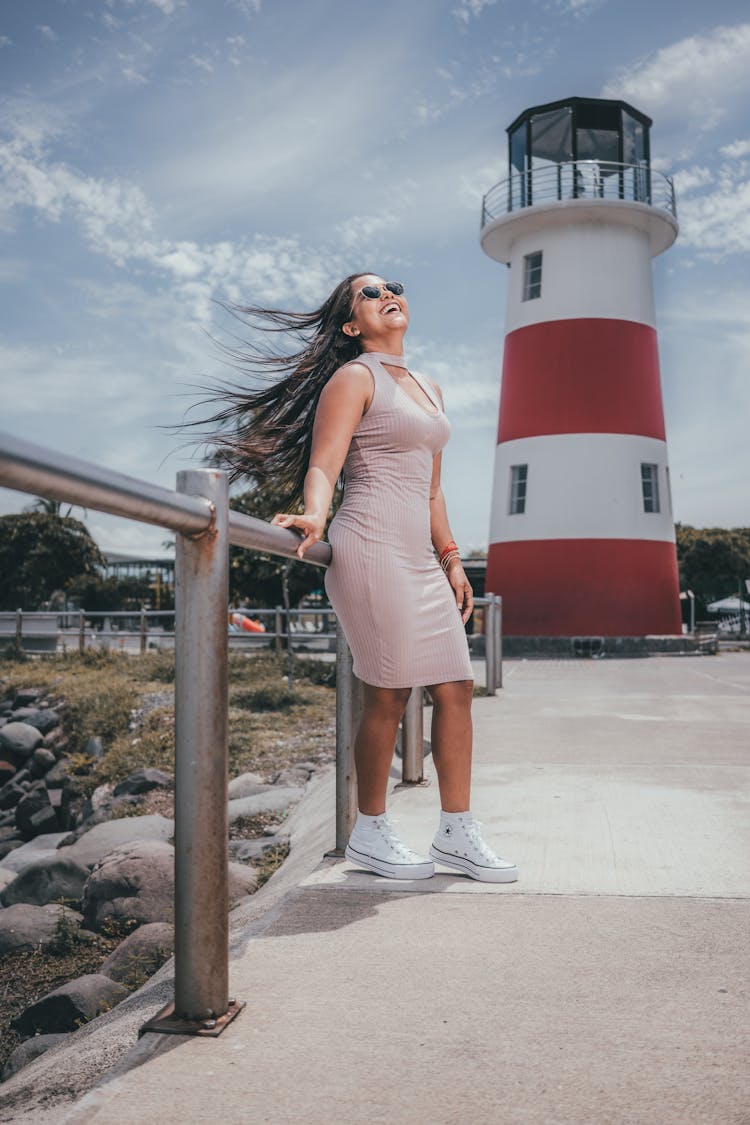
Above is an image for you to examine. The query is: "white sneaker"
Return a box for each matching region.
[430,814,518,883]
[345,813,434,880]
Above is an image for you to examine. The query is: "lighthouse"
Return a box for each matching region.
[482,97,682,638]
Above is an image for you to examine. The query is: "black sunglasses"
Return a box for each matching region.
[355,281,405,300]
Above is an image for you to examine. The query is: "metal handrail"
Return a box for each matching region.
[481,160,676,227]
[0,428,502,1034]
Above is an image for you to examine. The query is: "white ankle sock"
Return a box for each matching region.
[355,810,386,830]
[440,809,471,829]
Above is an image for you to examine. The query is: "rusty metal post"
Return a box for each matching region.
[78,609,86,654]
[400,687,426,784]
[485,596,497,697]
[332,622,360,854]
[15,609,22,651]
[139,608,148,655]
[274,605,283,654]
[494,595,503,690]
[141,468,243,1037]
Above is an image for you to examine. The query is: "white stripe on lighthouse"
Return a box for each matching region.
[489,433,676,544]
[505,222,657,334]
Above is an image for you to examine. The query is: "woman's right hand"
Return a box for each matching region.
[271,512,326,560]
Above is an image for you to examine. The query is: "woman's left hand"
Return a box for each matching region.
[446,562,474,624]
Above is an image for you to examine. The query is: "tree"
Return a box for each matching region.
[0,512,104,610]
[675,524,750,614]
[228,481,341,607]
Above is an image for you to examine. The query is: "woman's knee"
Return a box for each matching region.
[426,679,474,709]
[363,684,412,720]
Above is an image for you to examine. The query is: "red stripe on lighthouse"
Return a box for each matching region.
[486,538,682,636]
[498,319,666,442]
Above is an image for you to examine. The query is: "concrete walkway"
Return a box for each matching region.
[17,655,750,1123]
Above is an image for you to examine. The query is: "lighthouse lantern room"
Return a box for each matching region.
[481,97,682,638]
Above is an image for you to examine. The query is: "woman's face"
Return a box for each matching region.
[342,274,409,343]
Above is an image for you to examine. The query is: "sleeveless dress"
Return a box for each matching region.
[323,351,474,689]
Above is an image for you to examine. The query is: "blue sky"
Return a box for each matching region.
[1,0,749,557]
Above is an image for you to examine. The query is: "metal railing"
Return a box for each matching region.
[481,160,677,227]
[0,428,502,1036]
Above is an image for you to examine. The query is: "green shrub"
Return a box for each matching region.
[231,684,300,712]
[292,656,336,688]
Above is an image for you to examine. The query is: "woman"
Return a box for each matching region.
[212,272,517,883]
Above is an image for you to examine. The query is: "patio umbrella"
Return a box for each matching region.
[706,595,750,613]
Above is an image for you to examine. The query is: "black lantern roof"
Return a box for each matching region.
[507,96,651,171]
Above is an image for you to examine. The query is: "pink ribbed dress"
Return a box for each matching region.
[324,351,474,689]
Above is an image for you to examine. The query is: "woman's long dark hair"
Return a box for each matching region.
[194,272,371,510]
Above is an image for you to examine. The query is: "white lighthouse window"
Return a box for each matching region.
[522,251,542,301]
[510,464,528,514]
[641,463,660,513]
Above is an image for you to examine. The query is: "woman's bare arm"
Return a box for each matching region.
[427,380,474,624]
[271,363,371,558]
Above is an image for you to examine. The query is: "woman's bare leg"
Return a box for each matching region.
[425,679,474,812]
[354,683,412,815]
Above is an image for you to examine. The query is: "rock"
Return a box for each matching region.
[113,768,172,797]
[274,766,314,787]
[229,835,288,863]
[43,731,68,755]
[1,1033,69,1082]
[0,902,83,955]
[10,708,60,735]
[1,854,89,908]
[99,922,174,985]
[229,861,258,900]
[227,787,303,824]
[58,815,174,869]
[0,781,26,811]
[0,831,70,875]
[82,840,176,930]
[0,824,20,841]
[0,839,23,861]
[15,787,58,839]
[82,842,256,931]
[0,867,17,892]
[30,746,57,774]
[227,771,268,800]
[0,758,16,786]
[67,795,145,839]
[44,759,72,788]
[0,808,18,827]
[10,974,129,1036]
[0,722,44,759]
[13,689,42,708]
[82,736,104,759]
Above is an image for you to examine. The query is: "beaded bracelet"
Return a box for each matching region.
[440,549,461,573]
[438,539,458,564]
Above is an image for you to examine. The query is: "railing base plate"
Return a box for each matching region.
[139,998,246,1038]
[392,778,430,790]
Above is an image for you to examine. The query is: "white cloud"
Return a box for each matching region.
[106,0,179,13]
[189,54,214,74]
[36,25,58,42]
[121,66,149,84]
[453,0,497,24]
[0,37,12,48]
[720,138,750,159]
[601,23,750,127]
[672,166,713,195]
[227,0,262,18]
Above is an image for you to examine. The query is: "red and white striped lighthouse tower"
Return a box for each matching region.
[482,97,682,637]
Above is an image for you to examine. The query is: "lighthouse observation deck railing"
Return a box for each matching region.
[0,429,502,1036]
[481,160,677,227]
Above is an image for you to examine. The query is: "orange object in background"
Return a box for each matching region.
[229,612,266,633]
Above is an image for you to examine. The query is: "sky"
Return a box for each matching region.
[1,0,749,559]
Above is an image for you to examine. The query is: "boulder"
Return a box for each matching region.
[227,786,303,824]
[1,853,89,908]
[0,758,16,786]
[10,708,60,735]
[113,768,172,797]
[82,843,256,931]
[58,814,174,869]
[99,922,174,985]
[66,795,145,840]
[0,839,23,862]
[10,974,128,1036]
[0,831,70,875]
[1,1033,68,1082]
[0,903,83,955]
[30,746,57,775]
[0,867,16,893]
[13,689,42,708]
[0,781,27,811]
[274,766,314,788]
[227,771,269,800]
[15,787,58,839]
[0,722,43,759]
[82,736,104,759]
[82,840,176,930]
[43,759,72,789]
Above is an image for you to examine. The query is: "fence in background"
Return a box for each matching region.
[0,429,502,1036]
